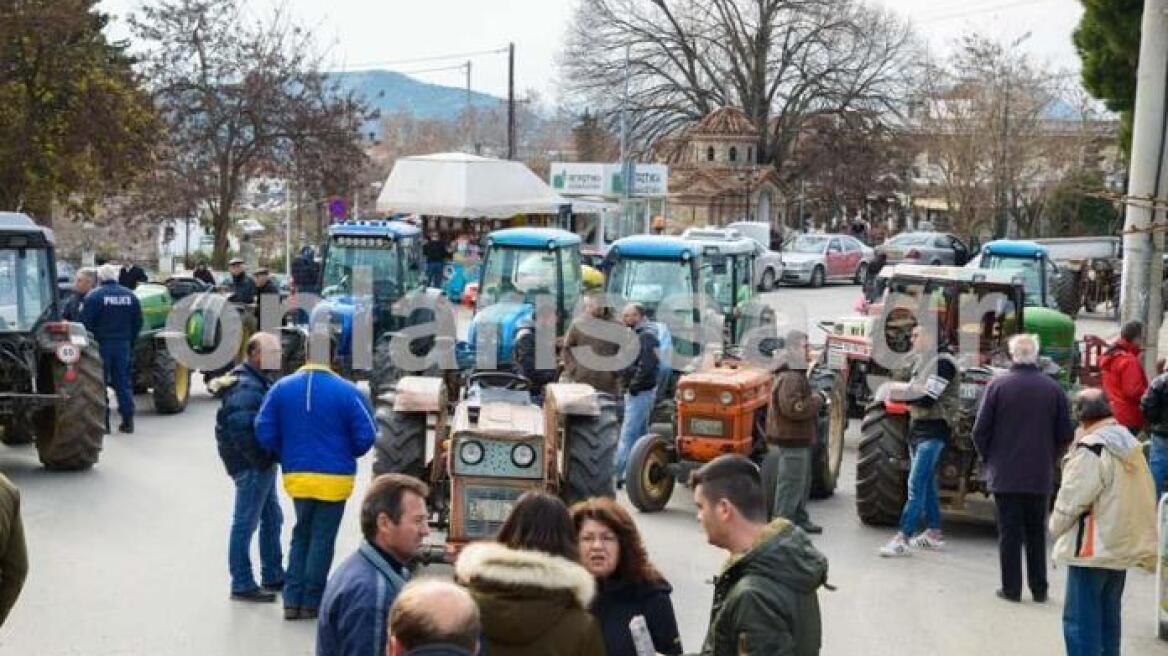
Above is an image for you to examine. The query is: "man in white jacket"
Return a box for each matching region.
[1050,389,1157,656]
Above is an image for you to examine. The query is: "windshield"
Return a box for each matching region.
[884,279,1020,363]
[701,254,751,312]
[477,246,561,309]
[0,248,54,331]
[982,255,1043,306]
[785,236,829,254]
[607,259,694,315]
[321,238,403,301]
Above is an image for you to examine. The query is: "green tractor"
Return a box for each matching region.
[0,213,106,470]
[130,283,193,414]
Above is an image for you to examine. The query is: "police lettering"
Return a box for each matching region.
[104,296,133,306]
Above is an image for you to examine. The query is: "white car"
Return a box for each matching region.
[781,234,874,287]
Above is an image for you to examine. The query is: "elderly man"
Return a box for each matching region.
[215,333,285,603]
[318,474,431,656]
[225,258,257,304]
[1051,389,1157,655]
[62,267,96,322]
[388,579,481,656]
[973,334,1073,603]
[81,263,143,434]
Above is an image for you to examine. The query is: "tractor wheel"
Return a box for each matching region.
[760,268,776,292]
[855,402,909,526]
[562,394,619,505]
[371,390,428,481]
[369,334,402,401]
[1,416,35,446]
[151,340,190,415]
[809,266,825,288]
[853,262,868,285]
[37,340,106,470]
[810,368,846,499]
[1052,269,1080,318]
[625,434,675,513]
[280,330,306,377]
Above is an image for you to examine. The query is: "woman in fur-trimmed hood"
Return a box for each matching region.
[454,492,606,656]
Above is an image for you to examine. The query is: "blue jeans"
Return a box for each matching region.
[426,261,444,289]
[228,467,284,593]
[616,389,656,480]
[1063,566,1126,656]
[899,437,945,536]
[1149,434,1168,500]
[99,340,134,425]
[285,498,345,610]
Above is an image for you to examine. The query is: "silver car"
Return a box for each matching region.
[877,231,971,266]
[780,234,874,287]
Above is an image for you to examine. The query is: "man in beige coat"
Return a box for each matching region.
[1050,389,1157,656]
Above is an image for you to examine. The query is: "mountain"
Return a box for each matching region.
[327,69,502,133]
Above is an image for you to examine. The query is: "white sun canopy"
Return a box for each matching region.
[375,152,567,218]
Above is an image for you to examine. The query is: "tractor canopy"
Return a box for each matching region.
[0,213,58,332]
[466,228,582,367]
[605,236,700,318]
[976,240,1055,308]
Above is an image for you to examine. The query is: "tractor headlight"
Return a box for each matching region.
[459,440,485,465]
[719,391,734,405]
[511,443,537,468]
[681,388,696,402]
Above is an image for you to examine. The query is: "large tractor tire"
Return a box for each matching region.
[151,340,190,415]
[280,329,307,377]
[562,393,619,505]
[371,390,428,481]
[810,368,847,499]
[37,341,106,470]
[369,334,402,401]
[1052,269,1080,318]
[855,402,909,526]
[625,434,674,513]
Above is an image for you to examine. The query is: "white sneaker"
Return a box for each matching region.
[909,532,946,550]
[879,536,910,557]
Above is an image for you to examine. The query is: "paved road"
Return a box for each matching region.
[0,282,1162,654]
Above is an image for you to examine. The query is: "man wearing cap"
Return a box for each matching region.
[82,263,143,433]
[226,258,257,305]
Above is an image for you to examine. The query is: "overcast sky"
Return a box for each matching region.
[99,0,1085,103]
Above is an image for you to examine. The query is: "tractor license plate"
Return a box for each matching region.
[689,418,724,437]
[466,498,515,524]
[960,383,982,400]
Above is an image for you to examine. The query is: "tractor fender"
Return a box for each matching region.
[884,400,910,415]
[543,383,601,416]
[386,375,446,413]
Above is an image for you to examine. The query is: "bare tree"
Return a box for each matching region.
[131,0,369,266]
[560,0,915,171]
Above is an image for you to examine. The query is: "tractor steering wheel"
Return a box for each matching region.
[468,371,532,392]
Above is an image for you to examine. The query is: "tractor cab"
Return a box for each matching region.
[973,240,1080,318]
[284,220,427,380]
[464,228,582,368]
[682,228,759,346]
[604,236,706,358]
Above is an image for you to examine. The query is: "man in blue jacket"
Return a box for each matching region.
[255,359,377,620]
[317,473,431,656]
[213,332,285,603]
[81,264,143,434]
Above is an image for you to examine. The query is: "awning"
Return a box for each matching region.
[375,152,567,218]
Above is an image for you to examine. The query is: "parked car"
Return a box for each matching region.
[683,226,784,291]
[780,233,873,287]
[876,231,971,266]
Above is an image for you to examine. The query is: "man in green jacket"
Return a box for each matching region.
[692,455,829,655]
[0,473,28,626]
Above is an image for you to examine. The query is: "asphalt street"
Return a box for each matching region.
[0,283,1162,655]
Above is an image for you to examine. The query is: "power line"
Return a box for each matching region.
[344,46,509,70]
[391,63,469,77]
[917,0,1057,24]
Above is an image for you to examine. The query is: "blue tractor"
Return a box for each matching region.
[281,220,438,394]
[461,228,583,370]
[975,240,1080,318]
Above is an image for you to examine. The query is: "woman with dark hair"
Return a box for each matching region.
[571,497,682,656]
[455,492,605,656]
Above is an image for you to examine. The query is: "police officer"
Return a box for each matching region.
[82,264,143,434]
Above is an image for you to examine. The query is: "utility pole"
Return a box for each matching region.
[284,180,292,277]
[465,60,474,151]
[507,42,515,160]
[1121,0,1168,374]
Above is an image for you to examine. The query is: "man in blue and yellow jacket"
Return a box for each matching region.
[256,361,377,621]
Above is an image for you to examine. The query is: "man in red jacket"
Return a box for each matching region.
[1100,321,1148,433]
